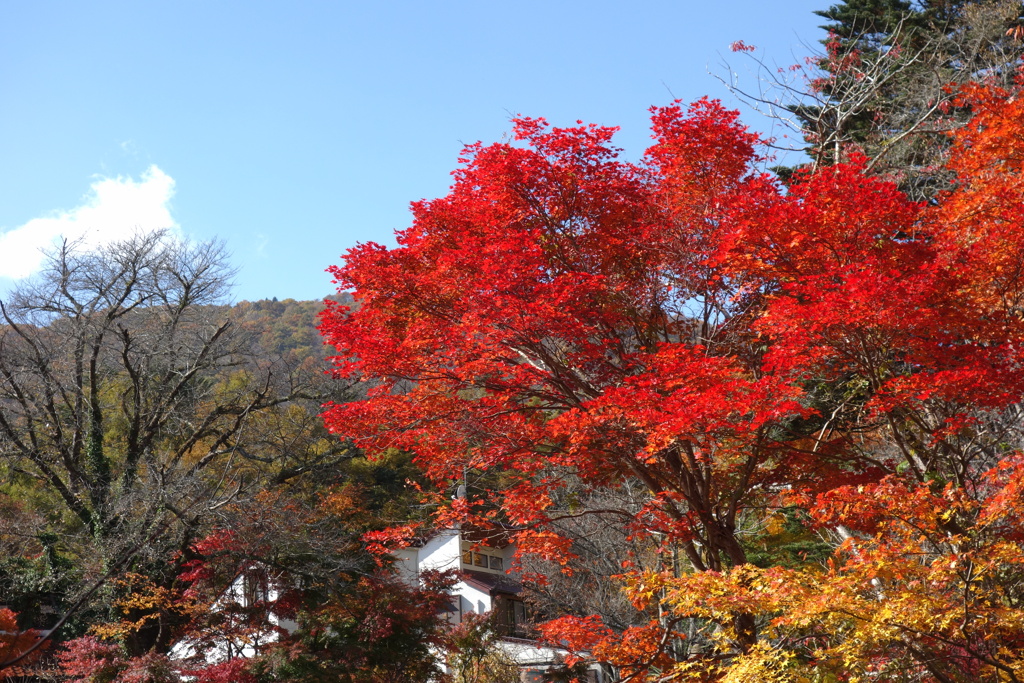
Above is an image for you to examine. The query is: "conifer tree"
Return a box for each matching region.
[787,0,1022,199]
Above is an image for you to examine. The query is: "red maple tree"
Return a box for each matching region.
[321,76,1024,680]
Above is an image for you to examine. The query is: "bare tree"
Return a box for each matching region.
[0,231,353,653]
[518,477,658,635]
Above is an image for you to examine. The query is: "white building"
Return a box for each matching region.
[397,527,615,682]
[173,527,615,682]
[169,566,297,663]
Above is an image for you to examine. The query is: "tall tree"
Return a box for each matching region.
[321,78,1024,680]
[320,100,814,666]
[0,232,352,656]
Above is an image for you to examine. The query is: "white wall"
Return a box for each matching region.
[418,528,462,574]
[170,572,291,664]
[455,580,493,617]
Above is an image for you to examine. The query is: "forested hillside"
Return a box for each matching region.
[232,294,352,360]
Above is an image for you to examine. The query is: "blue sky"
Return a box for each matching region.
[0,1,826,302]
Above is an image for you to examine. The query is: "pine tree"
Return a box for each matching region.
[792,0,1022,200]
[816,0,918,47]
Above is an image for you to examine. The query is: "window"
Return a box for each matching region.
[242,571,270,606]
[511,599,527,635]
[497,596,528,637]
[462,549,505,571]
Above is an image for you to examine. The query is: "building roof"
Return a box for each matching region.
[405,524,518,549]
[462,569,522,596]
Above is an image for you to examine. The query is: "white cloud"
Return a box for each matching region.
[254,232,270,256]
[0,165,179,279]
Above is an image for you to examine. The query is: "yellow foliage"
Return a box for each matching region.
[90,573,200,641]
[721,643,798,683]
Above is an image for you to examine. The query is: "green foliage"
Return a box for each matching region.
[445,613,521,683]
[338,449,429,522]
[743,507,832,570]
[815,0,917,46]
[786,0,1024,200]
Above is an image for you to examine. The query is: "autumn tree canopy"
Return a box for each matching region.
[321,72,1024,681]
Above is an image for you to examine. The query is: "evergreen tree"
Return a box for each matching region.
[791,0,1022,200]
[816,0,918,47]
